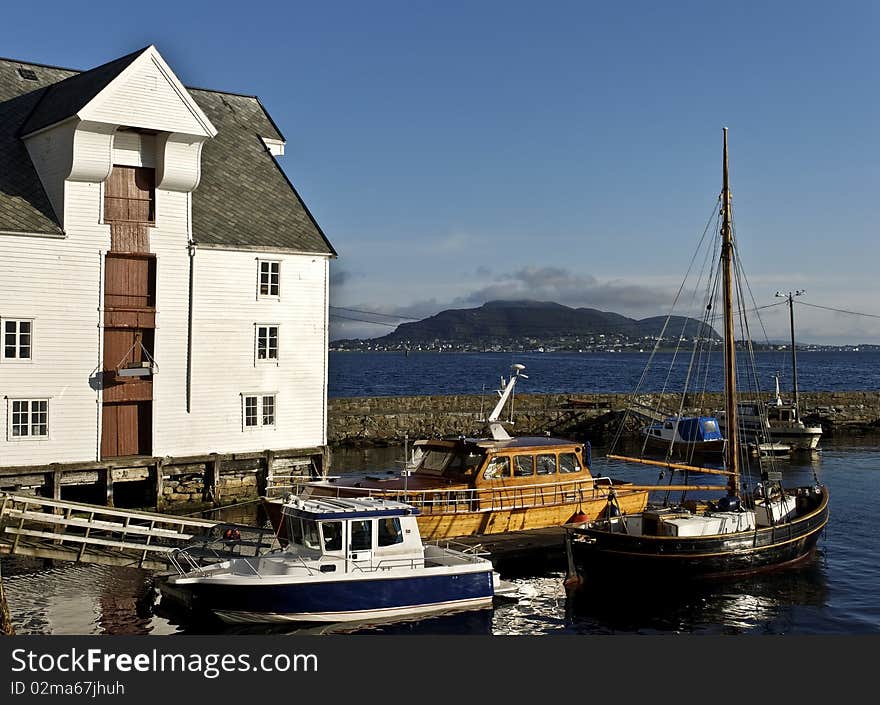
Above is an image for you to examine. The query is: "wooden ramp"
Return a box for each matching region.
[0,493,279,572]
[626,401,672,424]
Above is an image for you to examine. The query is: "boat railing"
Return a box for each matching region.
[291,475,626,515]
[349,556,427,573]
[168,547,212,575]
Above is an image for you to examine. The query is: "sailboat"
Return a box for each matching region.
[563,129,829,587]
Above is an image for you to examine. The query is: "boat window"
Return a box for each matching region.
[483,456,510,480]
[350,520,372,551]
[536,453,556,475]
[302,519,321,550]
[445,450,484,476]
[513,455,535,477]
[377,517,403,547]
[321,521,343,552]
[415,449,453,476]
[702,419,718,433]
[287,516,304,545]
[559,452,580,474]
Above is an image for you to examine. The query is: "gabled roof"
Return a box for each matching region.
[0,50,335,255]
[19,46,147,136]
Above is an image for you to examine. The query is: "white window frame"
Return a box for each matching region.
[241,393,277,431]
[1,318,34,362]
[255,323,280,364]
[6,397,50,441]
[257,259,281,300]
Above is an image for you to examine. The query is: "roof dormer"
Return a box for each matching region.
[21,46,217,228]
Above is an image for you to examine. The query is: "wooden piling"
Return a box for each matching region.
[0,561,15,636]
[206,454,221,505]
[102,468,115,507]
[153,458,165,511]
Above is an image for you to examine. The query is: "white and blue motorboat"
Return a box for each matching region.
[158,495,514,624]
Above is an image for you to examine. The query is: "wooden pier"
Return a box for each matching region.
[0,493,279,572]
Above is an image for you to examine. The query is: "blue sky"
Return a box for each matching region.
[3,1,877,343]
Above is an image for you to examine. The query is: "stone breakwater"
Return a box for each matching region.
[328,391,880,446]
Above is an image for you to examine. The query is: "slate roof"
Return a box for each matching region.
[0,52,335,256]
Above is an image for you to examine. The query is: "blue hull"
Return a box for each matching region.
[168,571,495,623]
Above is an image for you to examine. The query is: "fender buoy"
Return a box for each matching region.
[223,528,241,542]
[566,511,590,525]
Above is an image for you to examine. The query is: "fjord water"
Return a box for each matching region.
[328,350,880,397]
[4,436,879,635]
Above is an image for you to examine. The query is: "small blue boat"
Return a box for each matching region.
[641,415,725,457]
[158,496,513,624]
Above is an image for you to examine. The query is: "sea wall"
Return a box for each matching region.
[327,391,880,446]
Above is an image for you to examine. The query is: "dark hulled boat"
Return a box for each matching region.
[564,129,830,588]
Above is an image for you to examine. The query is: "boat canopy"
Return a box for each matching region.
[281,495,420,520]
[675,416,723,442]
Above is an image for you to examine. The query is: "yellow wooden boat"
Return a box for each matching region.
[263,365,649,542]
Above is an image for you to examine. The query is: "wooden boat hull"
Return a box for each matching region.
[163,569,496,624]
[263,485,649,542]
[564,485,829,587]
[641,432,725,457]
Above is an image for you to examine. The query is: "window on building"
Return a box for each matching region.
[255,325,279,361]
[9,399,48,439]
[242,394,277,429]
[258,260,280,298]
[262,395,275,426]
[2,319,32,360]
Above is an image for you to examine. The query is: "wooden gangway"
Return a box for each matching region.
[0,493,279,571]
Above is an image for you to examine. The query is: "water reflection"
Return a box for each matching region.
[155,595,495,636]
[563,554,829,635]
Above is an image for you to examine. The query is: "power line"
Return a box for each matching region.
[329,306,420,321]
[329,312,401,327]
[796,301,880,320]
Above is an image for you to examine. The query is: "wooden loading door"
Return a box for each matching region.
[101,402,152,458]
[100,163,156,459]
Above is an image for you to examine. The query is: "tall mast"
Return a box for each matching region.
[720,127,739,495]
[775,289,804,420]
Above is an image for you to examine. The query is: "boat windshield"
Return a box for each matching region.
[415,448,484,477]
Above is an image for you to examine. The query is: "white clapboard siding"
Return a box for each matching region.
[80,55,211,137]
[0,182,111,465]
[23,122,76,226]
[112,130,156,168]
[152,245,330,456]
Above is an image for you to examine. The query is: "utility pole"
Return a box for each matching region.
[775,289,805,420]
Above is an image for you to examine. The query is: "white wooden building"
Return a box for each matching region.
[0,46,336,477]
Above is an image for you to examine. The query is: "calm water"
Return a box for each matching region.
[328,350,880,398]
[4,436,879,635]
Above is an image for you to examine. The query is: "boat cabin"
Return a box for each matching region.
[644,416,723,442]
[281,496,426,572]
[340,435,592,497]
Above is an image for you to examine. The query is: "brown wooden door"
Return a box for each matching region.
[101,402,152,458]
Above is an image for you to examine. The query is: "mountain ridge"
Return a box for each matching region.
[334,300,720,346]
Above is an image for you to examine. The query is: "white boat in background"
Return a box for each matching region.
[718,375,822,452]
[718,286,822,452]
[159,495,515,625]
